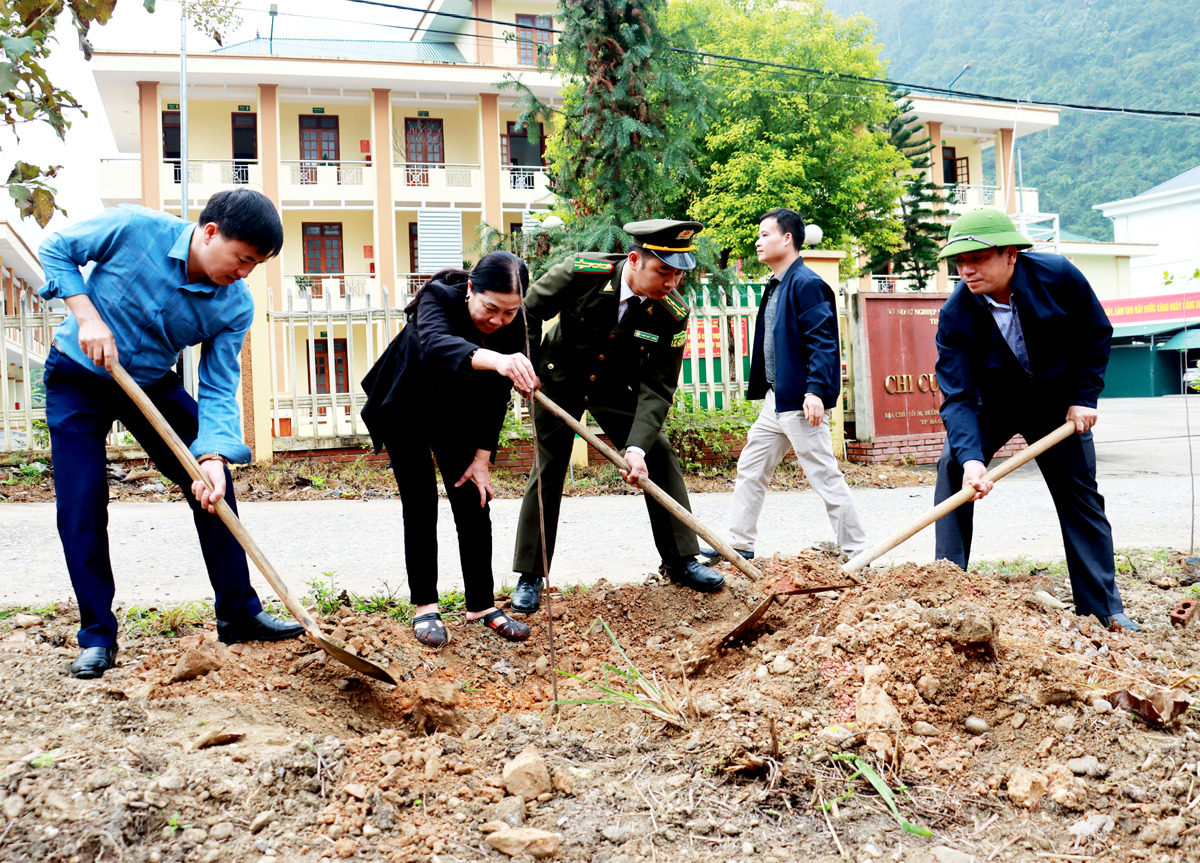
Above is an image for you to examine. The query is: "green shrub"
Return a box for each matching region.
[663,391,759,472]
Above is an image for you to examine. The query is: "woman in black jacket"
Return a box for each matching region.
[361,251,539,646]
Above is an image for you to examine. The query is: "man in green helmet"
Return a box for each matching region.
[933,208,1138,631]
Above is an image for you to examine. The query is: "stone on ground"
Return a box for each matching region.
[502,745,551,801]
[485,827,561,858]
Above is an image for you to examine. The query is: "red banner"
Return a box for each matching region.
[683,318,750,359]
[1102,291,1200,324]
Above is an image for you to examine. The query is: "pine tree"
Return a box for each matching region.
[863,96,950,289]
[500,0,719,279]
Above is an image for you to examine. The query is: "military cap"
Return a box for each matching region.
[623,219,704,271]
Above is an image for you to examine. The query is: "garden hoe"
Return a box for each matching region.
[112,361,396,686]
[716,420,1077,649]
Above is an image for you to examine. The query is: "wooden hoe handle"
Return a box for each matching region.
[532,390,763,582]
[842,420,1077,574]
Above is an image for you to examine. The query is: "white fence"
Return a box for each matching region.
[678,283,765,410]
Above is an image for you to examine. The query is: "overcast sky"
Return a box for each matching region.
[1,0,429,248]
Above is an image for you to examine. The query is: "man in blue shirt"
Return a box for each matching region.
[39,189,304,679]
[933,208,1137,631]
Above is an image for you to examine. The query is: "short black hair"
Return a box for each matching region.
[198,189,283,258]
[759,208,805,251]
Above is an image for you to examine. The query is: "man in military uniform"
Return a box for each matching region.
[510,220,725,612]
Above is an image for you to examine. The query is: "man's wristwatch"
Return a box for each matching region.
[196,453,227,465]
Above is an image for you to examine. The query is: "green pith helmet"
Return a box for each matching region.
[937,208,1033,260]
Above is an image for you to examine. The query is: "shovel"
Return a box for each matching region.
[717,420,1077,648]
[531,390,764,582]
[111,361,396,685]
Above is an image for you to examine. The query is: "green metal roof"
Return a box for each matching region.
[1111,321,1186,339]
[1156,326,1200,352]
[214,38,466,64]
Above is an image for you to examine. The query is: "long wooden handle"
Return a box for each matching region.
[109,362,321,637]
[532,390,763,582]
[842,420,1077,573]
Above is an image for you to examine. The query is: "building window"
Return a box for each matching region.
[404,118,444,187]
[230,113,257,184]
[942,146,969,187]
[299,115,339,184]
[502,121,546,188]
[302,223,344,298]
[515,14,553,66]
[162,111,181,182]
[408,222,420,272]
[308,339,349,395]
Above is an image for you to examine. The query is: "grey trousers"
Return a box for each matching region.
[727,390,868,556]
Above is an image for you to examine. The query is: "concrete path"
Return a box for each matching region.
[2,396,1197,610]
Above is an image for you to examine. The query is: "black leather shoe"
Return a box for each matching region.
[698,547,755,565]
[510,574,544,614]
[70,646,117,679]
[661,558,725,593]
[217,611,306,644]
[1096,612,1141,632]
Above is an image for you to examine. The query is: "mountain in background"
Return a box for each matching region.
[824,0,1200,239]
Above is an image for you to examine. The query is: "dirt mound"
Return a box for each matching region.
[1,550,1199,862]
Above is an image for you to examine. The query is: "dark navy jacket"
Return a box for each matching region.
[746,256,841,412]
[936,252,1112,465]
[360,277,532,455]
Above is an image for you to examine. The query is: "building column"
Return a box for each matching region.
[996,128,1015,214]
[474,0,494,65]
[371,89,398,306]
[137,81,162,209]
[479,93,503,232]
[926,121,948,292]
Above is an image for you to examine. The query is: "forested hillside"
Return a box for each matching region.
[824,0,1200,239]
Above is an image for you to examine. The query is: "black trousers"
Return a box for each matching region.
[933,412,1124,617]
[44,350,262,648]
[512,387,699,576]
[384,426,495,613]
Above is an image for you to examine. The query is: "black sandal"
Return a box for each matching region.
[412,612,448,648]
[470,609,531,643]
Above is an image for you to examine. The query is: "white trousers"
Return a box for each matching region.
[728,389,869,556]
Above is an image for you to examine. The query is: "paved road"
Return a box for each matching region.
[2,396,1197,610]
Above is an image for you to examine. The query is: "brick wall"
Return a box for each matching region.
[845,431,1027,466]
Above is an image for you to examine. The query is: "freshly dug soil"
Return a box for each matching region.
[1,548,1196,863]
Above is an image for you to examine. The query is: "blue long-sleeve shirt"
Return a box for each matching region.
[38,205,254,463]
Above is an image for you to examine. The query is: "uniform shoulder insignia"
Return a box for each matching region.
[573,255,615,274]
[670,331,686,348]
[657,292,689,321]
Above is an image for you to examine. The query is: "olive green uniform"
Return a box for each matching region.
[513,253,699,575]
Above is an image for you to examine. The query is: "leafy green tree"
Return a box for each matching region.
[669,0,907,273]
[862,96,949,288]
[1,0,240,227]
[500,0,717,281]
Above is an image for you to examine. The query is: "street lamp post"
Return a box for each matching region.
[947,60,975,94]
[269,4,277,55]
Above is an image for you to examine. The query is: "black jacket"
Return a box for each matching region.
[746,256,841,411]
[360,277,534,454]
[936,252,1112,465]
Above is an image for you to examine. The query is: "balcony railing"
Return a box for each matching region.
[286,272,373,300]
[943,184,1038,211]
[164,159,258,186]
[397,162,477,188]
[504,164,549,190]
[396,273,434,303]
[283,160,371,187]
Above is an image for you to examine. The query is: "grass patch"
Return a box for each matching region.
[969,555,1069,580]
[121,602,213,638]
[549,616,691,727]
[0,602,56,620]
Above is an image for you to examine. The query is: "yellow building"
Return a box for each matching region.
[92,0,561,460]
[1,222,50,452]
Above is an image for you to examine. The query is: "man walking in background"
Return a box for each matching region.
[702,208,868,565]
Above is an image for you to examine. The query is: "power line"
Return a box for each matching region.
[336,0,1200,121]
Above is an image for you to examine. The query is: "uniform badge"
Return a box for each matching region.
[671,331,686,348]
[573,256,615,274]
[657,293,689,321]
[634,330,660,343]
[676,229,695,240]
